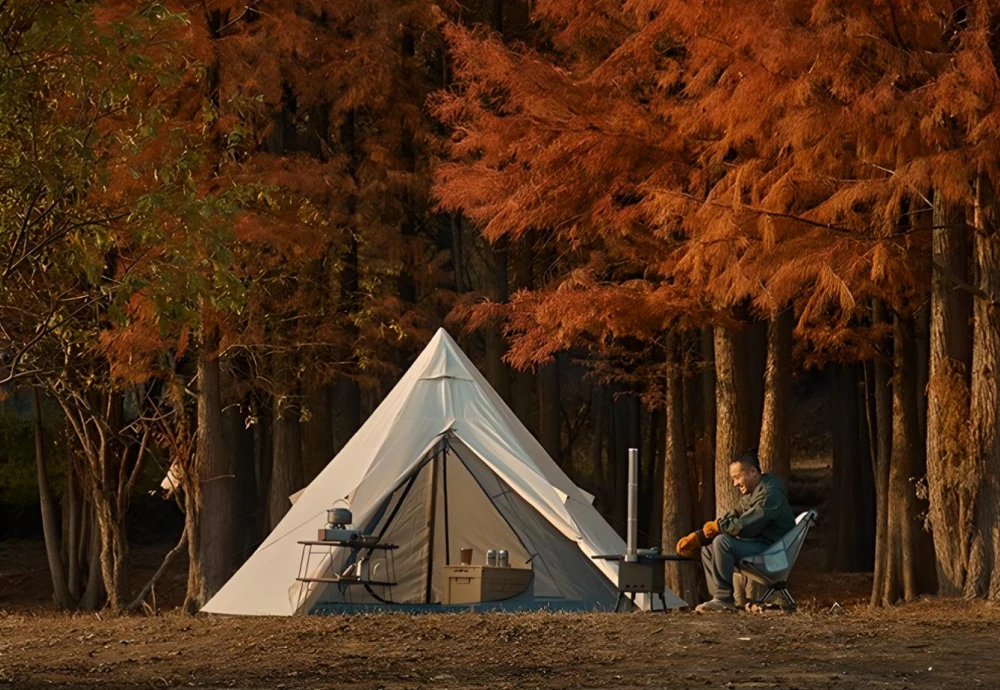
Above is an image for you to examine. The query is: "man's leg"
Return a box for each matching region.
[701,534,769,603]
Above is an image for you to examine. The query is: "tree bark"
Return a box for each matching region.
[224,399,259,565]
[590,385,610,514]
[714,323,753,515]
[697,326,716,522]
[828,364,876,571]
[967,174,1000,600]
[926,198,974,596]
[484,235,511,403]
[874,313,938,605]
[79,508,104,610]
[333,377,361,453]
[663,331,698,604]
[269,391,304,530]
[34,389,72,608]
[869,300,894,608]
[759,310,793,483]
[198,340,235,600]
[301,386,334,483]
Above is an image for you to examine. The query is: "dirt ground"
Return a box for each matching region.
[3,598,1000,690]
[4,389,980,690]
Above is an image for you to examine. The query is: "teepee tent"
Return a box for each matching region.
[202,328,686,614]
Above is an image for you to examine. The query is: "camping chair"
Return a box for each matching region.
[734,510,817,610]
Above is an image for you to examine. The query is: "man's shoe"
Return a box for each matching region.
[694,598,737,613]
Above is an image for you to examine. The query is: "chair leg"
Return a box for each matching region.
[779,587,796,610]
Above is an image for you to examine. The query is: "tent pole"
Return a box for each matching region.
[443,440,451,566]
[423,444,440,604]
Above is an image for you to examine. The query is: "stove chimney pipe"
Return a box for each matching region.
[626,447,638,562]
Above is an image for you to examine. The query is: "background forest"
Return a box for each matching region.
[0,0,996,613]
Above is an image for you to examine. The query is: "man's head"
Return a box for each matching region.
[729,450,762,496]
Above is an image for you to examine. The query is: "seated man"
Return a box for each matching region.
[676,450,795,613]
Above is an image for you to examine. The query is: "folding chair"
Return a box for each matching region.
[735,510,817,610]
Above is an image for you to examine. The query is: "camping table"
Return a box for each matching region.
[295,539,400,609]
[592,554,695,612]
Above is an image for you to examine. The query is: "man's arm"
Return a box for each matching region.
[717,489,783,538]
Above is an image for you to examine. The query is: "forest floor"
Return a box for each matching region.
[1,591,999,690]
[4,387,981,690]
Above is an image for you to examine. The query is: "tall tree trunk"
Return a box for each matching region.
[198,340,234,600]
[224,400,259,565]
[183,471,204,615]
[759,309,793,483]
[538,355,561,465]
[269,391,304,530]
[714,323,752,515]
[255,396,273,537]
[829,364,876,571]
[301,387,334,483]
[874,313,938,605]
[967,174,1000,599]
[697,326,716,522]
[79,508,104,611]
[648,408,664,549]
[926,198,974,596]
[484,235,511,403]
[334,377,362,452]
[590,385,609,513]
[746,318,768,439]
[34,389,72,608]
[510,234,534,429]
[869,300,894,607]
[663,331,698,604]
[64,447,82,601]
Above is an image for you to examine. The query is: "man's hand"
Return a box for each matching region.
[676,532,701,558]
[675,521,722,557]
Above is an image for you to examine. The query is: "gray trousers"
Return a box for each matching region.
[701,534,769,602]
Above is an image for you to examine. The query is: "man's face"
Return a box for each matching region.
[729,462,761,496]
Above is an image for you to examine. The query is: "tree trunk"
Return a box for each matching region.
[301,387,335,483]
[869,300,894,608]
[198,341,234,600]
[95,500,128,613]
[590,385,609,513]
[926,198,974,596]
[64,448,82,601]
[269,392,304,530]
[759,309,793,483]
[79,508,104,610]
[648,408,664,549]
[484,235,511,403]
[333,377,361,453]
[538,355,561,465]
[663,331,698,604]
[714,323,752,515]
[451,213,466,294]
[697,326,716,522]
[183,472,204,614]
[746,318,768,439]
[874,313,938,605]
[34,389,72,608]
[225,399,259,565]
[967,174,1000,600]
[828,364,876,571]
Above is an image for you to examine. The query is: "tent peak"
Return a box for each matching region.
[416,328,474,381]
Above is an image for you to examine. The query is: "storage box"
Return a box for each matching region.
[443,565,532,604]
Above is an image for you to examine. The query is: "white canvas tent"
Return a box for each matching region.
[202,328,686,614]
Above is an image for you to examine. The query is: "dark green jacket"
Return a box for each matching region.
[717,473,795,545]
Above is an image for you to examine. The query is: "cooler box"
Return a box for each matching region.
[443,565,532,604]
